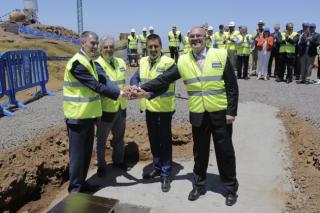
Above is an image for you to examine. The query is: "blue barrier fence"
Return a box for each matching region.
[19,25,80,46]
[0,50,54,116]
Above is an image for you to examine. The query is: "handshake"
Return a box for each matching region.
[122,86,148,100]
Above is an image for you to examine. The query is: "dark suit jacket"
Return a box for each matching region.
[140,55,239,127]
[298,32,320,57]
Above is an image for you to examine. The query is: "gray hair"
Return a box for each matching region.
[80,31,98,43]
[99,35,115,50]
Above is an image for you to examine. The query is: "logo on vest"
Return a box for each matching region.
[119,67,126,72]
[212,62,222,68]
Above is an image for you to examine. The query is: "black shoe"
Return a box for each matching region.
[286,78,292,84]
[295,76,300,80]
[188,188,206,201]
[243,76,250,80]
[80,182,101,193]
[161,177,171,192]
[296,80,306,84]
[97,167,107,177]
[225,192,238,206]
[275,77,283,82]
[237,76,242,79]
[112,162,129,171]
[143,170,161,179]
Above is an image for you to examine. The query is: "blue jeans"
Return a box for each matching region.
[146,110,173,177]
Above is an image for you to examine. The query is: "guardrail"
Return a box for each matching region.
[0,50,54,116]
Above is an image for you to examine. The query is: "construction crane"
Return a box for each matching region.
[77,0,83,35]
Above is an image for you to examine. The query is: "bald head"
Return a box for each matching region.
[189,27,207,53]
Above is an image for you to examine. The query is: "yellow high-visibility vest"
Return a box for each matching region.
[168,31,181,47]
[63,52,102,119]
[95,56,126,113]
[139,55,176,112]
[177,48,228,113]
[279,32,298,54]
[128,35,138,49]
[214,32,227,49]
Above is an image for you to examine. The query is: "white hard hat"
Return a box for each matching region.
[131,28,135,33]
[149,26,154,30]
[208,26,213,31]
[142,27,147,31]
[258,20,265,25]
[228,21,235,27]
[172,24,177,28]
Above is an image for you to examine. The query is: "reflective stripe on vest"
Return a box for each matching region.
[214,32,227,49]
[177,48,228,113]
[128,35,138,49]
[140,34,147,48]
[95,56,127,113]
[279,32,298,53]
[168,31,181,47]
[139,55,176,112]
[63,52,102,119]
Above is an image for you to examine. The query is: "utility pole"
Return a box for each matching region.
[77,0,83,35]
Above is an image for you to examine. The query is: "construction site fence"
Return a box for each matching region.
[0,50,54,116]
[18,25,80,46]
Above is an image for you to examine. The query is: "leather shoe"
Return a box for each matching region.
[188,188,206,201]
[143,170,161,179]
[161,177,171,192]
[97,167,107,177]
[225,192,238,206]
[286,78,292,84]
[80,182,101,193]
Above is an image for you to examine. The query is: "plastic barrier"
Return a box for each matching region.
[0,55,15,116]
[0,50,54,116]
[19,25,80,46]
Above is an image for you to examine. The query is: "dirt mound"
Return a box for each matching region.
[279,111,320,213]
[0,122,192,212]
[29,24,79,39]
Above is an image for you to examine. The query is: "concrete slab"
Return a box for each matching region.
[89,102,291,213]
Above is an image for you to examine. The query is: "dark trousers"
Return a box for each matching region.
[141,48,147,57]
[192,111,238,194]
[278,53,295,80]
[268,48,280,77]
[294,54,301,79]
[169,46,179,63]
[318,56,320,79]
[67,122,94,192]
[146,110,173,177]
[236,55,249,78]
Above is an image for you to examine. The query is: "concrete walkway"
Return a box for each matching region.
[87,102,291,213]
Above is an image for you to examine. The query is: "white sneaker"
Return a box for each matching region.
[314,79,320,85]
[264,76,268,80]
[256,74,261,80]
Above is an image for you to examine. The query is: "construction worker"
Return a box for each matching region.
[226,21,239,69]
[168,24,182,63]
[140,27,148,57]
[277,23,299,83]
[136,26,239,206]
[251,20,265,75]
[64,31,124,193]
[95,36,128,177]
[214,24,227,49]
[183,30,191,54]
[206,26,215,48]
[130,33,176,193]
[149,26,155,35]
[128,28,138,65]
[236,26,253,79]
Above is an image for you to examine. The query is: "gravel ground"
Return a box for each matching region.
[0,69,319,150]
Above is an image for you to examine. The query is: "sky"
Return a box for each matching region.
[1,0,319,46]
